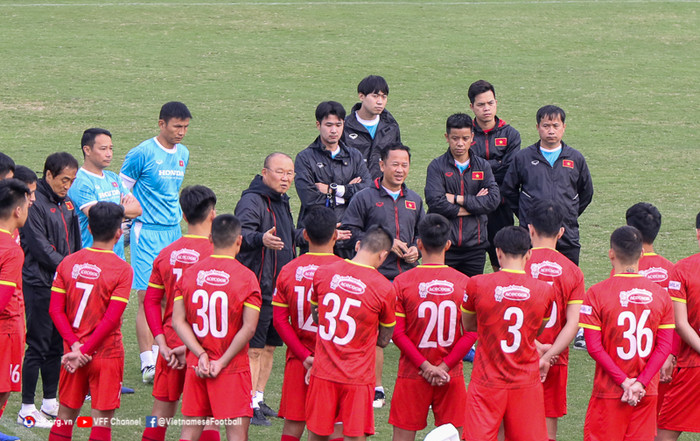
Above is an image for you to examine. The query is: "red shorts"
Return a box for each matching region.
[181,368,253,419]
[584,395,656,441]
[656,376,673,416]
[389,376,466,431]
[59,357,123,411]
[305,376,374,437]
[0,333,24,393]
[152,354,186,402]
[279,357,309,421]
[658,366,700,432]
[542,364,567,418]
[463,382,547,441]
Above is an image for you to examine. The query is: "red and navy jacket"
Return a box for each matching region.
[341,179,425,281]
[471,116,521,186]
[424,150,500,251]
[501,141,594,250]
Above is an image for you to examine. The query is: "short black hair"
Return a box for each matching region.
[159,101,192,124]
[696,211,700,229]
[81,128,112,158]
[358,225,393,253]
[418,214,451,253]
[13,166,37,185]
[180,185,217,225]
[211,214,241,248]
[43,152,79,178]
[303,206,337,245]
[494,226,532,256]
[315,101,346,123]
[467,80,496,104]
[0,153,15,179]
[357,75,389,96]
[446,113,473,134]
[625,202,661,244]
[610,226,643,265]
[88,202,124,242]
[263,152,293,169]
[528,200,564,238]
[536,105,566,124]
[0,179,29,219]
[380,144,411,162]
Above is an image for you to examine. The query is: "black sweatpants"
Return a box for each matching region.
[445,247,487,277]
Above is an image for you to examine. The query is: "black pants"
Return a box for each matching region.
[486,203,515,269]
[556,244,580,266]
[446,247,487,277]
[22,284,63,404]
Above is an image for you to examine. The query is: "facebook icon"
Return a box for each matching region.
[146,416,158,428]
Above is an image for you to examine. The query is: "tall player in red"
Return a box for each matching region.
[656,212,700,441]
[48,202,133,441]
[172,214,261,441]
[579,226,674,441]
[0,180,30,441]
[461,226,555,441]
[526,200,584,441]
[307,225,396,441]
[142,185,218,441]
[390,213,475,441]
[272,206,343,441]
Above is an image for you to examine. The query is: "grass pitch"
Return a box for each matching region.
[0,0,699,439]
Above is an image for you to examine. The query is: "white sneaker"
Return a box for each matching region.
[40,402,59,419]
[17,409,54,429]
[142,365,155,384]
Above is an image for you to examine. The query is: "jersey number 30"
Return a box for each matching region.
[192,289,229,338]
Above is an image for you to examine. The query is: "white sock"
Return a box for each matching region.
[252,390,263,408]
[41,398,57,410]
[140,351,154,369]
[152,344,159,361]
[21,403,37,415]
[375,386,384,393]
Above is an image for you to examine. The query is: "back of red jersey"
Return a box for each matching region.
[52,248,133,358]
[0,229,25,333]
[311,260,396,385]
[394,264,468,379]
[272,253,342,360]
[668,254,700,368]
[149,235,213,347]
[461,269,555,388]
[579,274,675,397]
[177,255,262,374]
[526,247,584,365]
[638,253,674,289]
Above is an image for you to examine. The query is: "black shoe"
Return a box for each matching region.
[259,401,278,418]
[251,408,271,426]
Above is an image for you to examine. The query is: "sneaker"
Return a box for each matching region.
[373,390,385,409]
[40,402,59,419]
[251,408,271,426]
[17,409,54,429]
[258,401,278,418]
[141,365,155,384]
[463,348,476,363]
[574,334,587,350]
[121,386,135,394]
[0,431,20,441]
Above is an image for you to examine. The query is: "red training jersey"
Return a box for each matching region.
[461,269,555,388]
[311,259,396,385]
[526,247,584,365]
[394,264,468,379]
[51,248,133,358]
[579,274,675,397]
[610,252,675,290]
[272,252,342,361]
[0,228,25,334]
[148,234,213,347]
[175,255,262,375]
[668,253,700,368]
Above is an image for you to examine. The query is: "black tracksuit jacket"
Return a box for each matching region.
[471,116,521,186]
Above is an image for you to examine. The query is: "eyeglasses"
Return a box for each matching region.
[265,168,295,179]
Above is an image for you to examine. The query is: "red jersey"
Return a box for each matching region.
[526,247,584,365]
[175,255,262,374]
[311,259,396,385]
[51,248,133,358]
[148,234,213,347]
[579,274,675,397]
[0,229,24,334]
[461,269,555,388]
[393,264,469,379]
[668,253,700,368]
[272,252,342,361]
[610,252,675,290]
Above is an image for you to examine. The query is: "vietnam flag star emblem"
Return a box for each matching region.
[563,160,574,169]
[472,171,484,180]
[405,200,416,210]
[495,138,507,146]
[65,201,74,210]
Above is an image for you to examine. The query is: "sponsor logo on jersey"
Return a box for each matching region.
[156,160,163,165]
[619,288,653,307]
[65,201,74,210]
[494,285,530,302]
[170,248,201,265]
[197,269,230,287]
[445,172,454,177]
[463,293,468,303]
[405,200,416,210]
[179,160,184,167]
[348,133,358,140]
[669,281,681,291]
[563,159,574,169]
[580,304,593,315]
[112,182,119,188]
[419,280,454,298]
[495,138,507,146]
[295,264,319,282]
[72,263,102,280]
[472,171,484,180]
[98,189,120,200]
[158,169,185,177]
[330,275,366,295]
[530,260,563,279]
[639,267,668,283]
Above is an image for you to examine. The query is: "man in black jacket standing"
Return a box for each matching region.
[235,152,297,426]
[18,152,81,428]
[502,105,593,266]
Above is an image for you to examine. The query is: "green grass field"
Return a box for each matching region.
[0,0,699,439]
